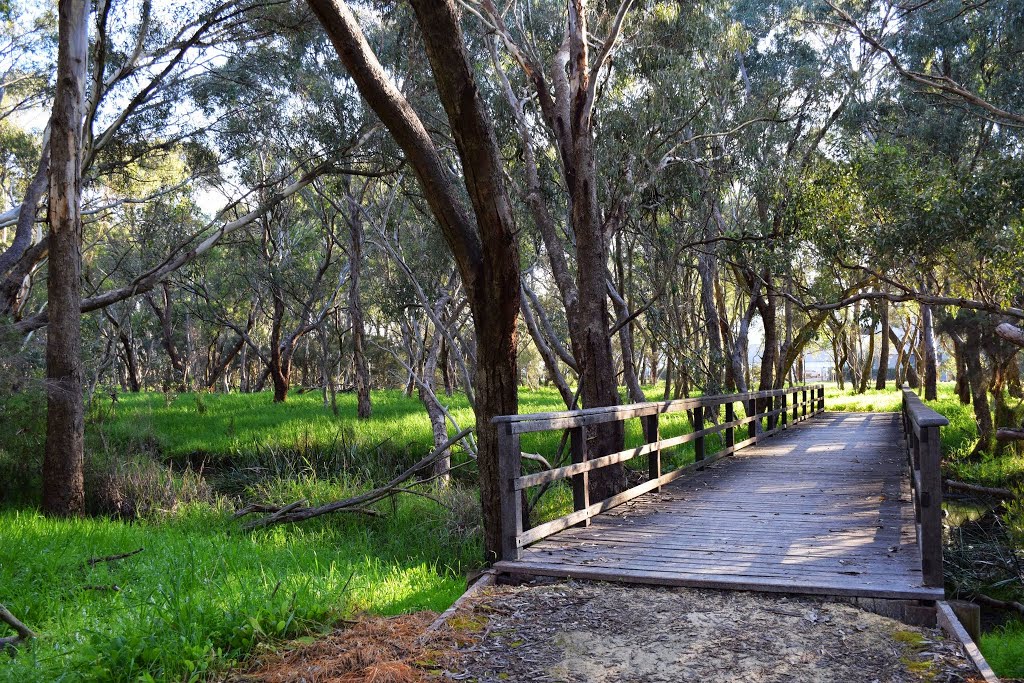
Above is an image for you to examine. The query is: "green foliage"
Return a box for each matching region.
[979,620,1024,678]
[0,498,475,682]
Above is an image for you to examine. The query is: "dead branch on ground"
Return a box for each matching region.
[996,428,1024,442]
[970,592,1024,617]
[944,479,1016,500]
[85,547,144,567]
[238,428,473,530]
[0,603,36,653]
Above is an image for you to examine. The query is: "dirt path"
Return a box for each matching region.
[444,580,981,683]
[232,580,983,683]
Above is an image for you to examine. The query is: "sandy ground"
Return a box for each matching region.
[442,580,981,683]
[231,580,983,683]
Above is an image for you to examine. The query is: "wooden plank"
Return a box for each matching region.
[541,530,917,554]
[919,424,944,587]
[527,540,924,572]
[902,388,950,427]
[498,386,824,434]
[936,601,999,683]
[570,425,590,528]
[516,446,736,547]
[498,423,522,561]
[518,552,925,581]
[644,413,660,490]
[520,559,924,586]
[494,561,944,600]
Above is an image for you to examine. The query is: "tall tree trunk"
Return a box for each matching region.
[921,301,938,400]
[146,282,188,390]
[269,288,289,402]
[565,9,625,499]
[418,328,451,482]
[42,0,89,517]
[0,129,50,317]
[697,251,723,393]
[521,287,574,407]
[347,184,372,418]
[875,299,889,390]
[309,0,520,561]
[756,287,777,392]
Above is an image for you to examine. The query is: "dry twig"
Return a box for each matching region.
[85,547,144,566]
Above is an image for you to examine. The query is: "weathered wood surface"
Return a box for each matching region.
[496,412,943,600]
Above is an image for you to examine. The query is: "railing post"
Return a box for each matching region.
[817,386,825,413]
[643,414,661,491]
[570,425,591,527]
[498,423,523,561]
[792,389,798,423]
[725,401,735,449]
[747,397,757,443]
[801,389,807,419]
[694,405,705,464]
[781,392,787,429]
[920,425,944,587]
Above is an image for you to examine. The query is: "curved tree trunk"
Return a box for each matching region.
[308,0,520,561]
[965,327,993,456]
[269,288,289,402]
[858,318,875,394]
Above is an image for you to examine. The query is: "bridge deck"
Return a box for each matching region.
[495,412,943,600]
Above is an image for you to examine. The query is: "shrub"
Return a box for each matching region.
[86,455,216,519]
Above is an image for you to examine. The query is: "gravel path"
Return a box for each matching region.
[443,580,982,683]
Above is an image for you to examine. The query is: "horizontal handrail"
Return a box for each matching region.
[901,386,945,588]
[496,385,826,560]
[494,385,824,434]
[903,389,950,429]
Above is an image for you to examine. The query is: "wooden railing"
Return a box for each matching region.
[901,387,947,587]
[494,385,826,561]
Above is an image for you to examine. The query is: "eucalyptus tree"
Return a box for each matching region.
[307,0,522,560]
[41,0,89,516]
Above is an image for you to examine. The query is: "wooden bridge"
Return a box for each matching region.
[493,386,948,603]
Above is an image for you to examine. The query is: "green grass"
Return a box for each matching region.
[980,619,1024,678]
[0,495,476,682]
[91,386,707,472]
[94,388,487,462]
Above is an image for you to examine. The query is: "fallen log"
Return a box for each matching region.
[971,592,1024,617]
[944,479,1015,500]
[240,427,473,530]
[996,428,1024,442]
[0,603,36,653]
